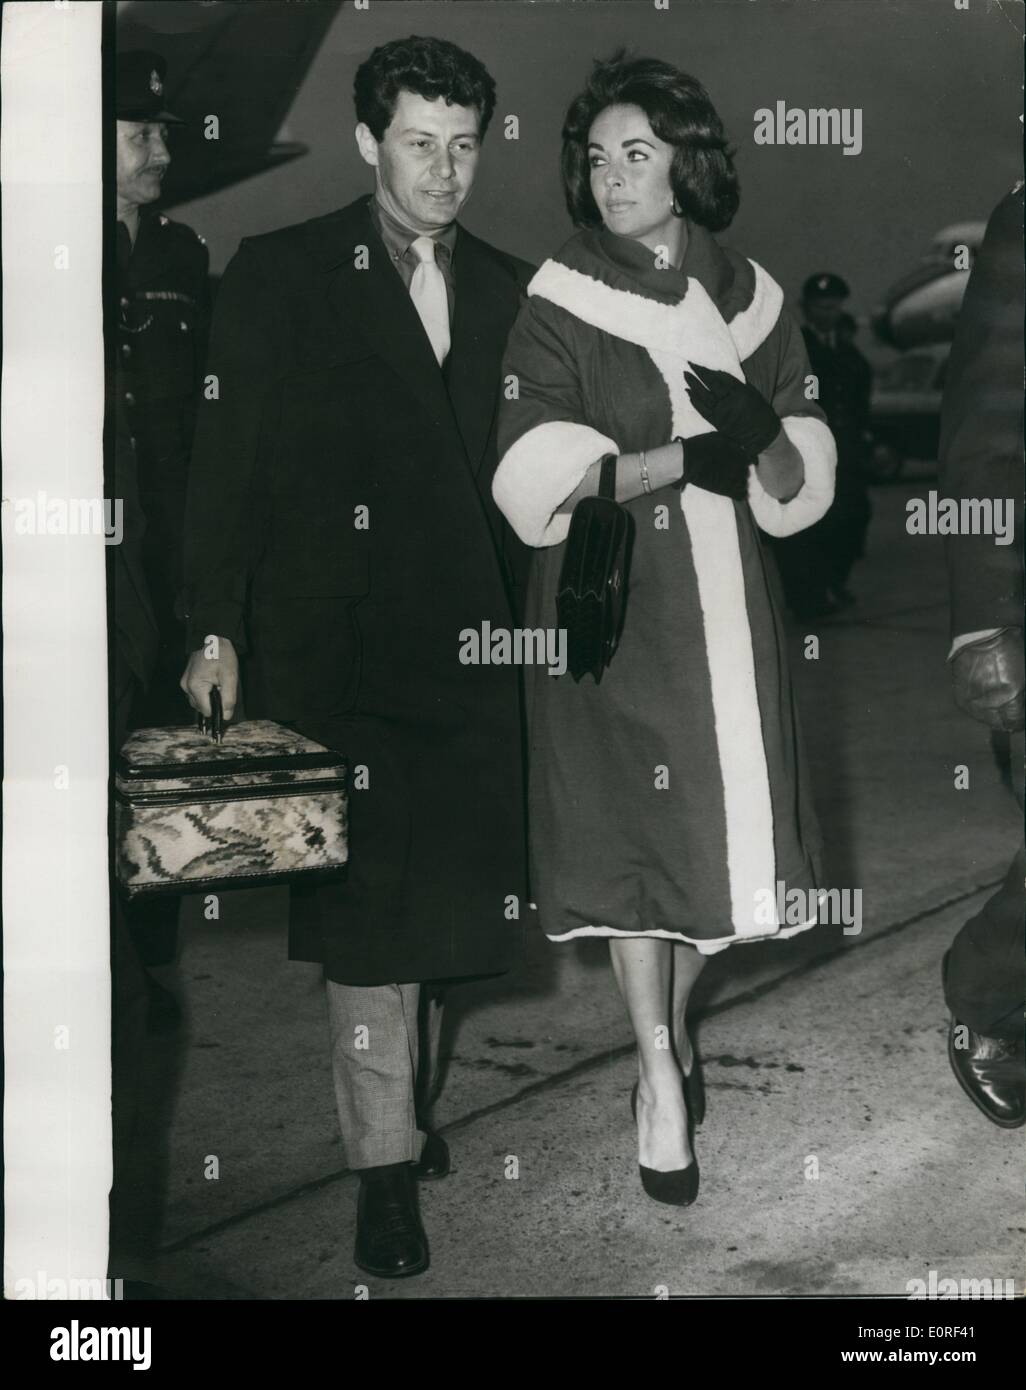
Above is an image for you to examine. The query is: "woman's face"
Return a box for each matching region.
[587,103,678,249]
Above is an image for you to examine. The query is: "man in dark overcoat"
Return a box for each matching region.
[939,182,1024,1129]
[181,35,530,1278]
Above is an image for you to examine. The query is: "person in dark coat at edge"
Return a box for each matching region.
[110,49,209,1293]
[116,49,210,989]
[772,273,873,619]
[181,36,531,1279]
[109,389,162,1288]
[939,181,1025,1129]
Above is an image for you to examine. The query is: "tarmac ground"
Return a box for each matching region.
[117,473,1025,1300]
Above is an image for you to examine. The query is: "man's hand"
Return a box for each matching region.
[181,636,240,721]
[951,628,1025,732]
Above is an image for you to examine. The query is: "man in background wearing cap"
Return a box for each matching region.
[115,49,210,980]
[772,273,874,619]
[117,49,210,729]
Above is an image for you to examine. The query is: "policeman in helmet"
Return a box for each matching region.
[116,49,210,730]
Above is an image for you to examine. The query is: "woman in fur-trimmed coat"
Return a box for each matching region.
[493,55,836,1206]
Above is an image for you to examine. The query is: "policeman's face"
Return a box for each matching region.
[804,296,846,333]
[116,121,171,207]
[588,104,678,251]
[355,90,481,233]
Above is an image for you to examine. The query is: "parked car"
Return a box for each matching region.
[867,346,949,480]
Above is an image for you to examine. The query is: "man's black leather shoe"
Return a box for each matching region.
[412,1129,450,1181]
[354,1163,429,1278]
[947,1015,1025,1129]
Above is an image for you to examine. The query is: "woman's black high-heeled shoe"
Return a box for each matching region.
[630,1082,700,1207]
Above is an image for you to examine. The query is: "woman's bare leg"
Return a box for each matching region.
[670,943,707,1074]
[609,938,691,1170]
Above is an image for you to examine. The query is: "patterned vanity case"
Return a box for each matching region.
[116,720,348,899]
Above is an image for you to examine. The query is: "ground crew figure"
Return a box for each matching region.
[772,273,873,618]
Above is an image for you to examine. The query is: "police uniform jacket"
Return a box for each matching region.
[118,210,210,652]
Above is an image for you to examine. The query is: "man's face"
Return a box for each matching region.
[356,90,481,233]
[116,121,171,208]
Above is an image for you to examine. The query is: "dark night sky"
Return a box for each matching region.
[168,0,1023,341]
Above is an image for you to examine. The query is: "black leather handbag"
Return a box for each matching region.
[556,453,634,683]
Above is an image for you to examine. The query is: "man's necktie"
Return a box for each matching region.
[409,235,450,366]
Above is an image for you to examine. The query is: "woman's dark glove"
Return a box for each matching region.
[673,432,752,500]
[683,364,782,456]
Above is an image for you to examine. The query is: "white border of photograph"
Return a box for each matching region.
[2,0,110,1298]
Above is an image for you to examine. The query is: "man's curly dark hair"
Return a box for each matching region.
[562,52,739,232]
[354,35,497,140]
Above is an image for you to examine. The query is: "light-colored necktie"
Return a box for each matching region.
[408,235,450,366]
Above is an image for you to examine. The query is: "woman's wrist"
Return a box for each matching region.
[756,424,787,459]
[755,429,804,500]
[557,442,692,515]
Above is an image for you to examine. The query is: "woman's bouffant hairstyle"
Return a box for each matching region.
[354,35,497,141]
[561,52,740,232]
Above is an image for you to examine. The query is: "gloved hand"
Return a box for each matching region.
[683,364,782,456]
[674,432,752,500]
[951,628,1025,732]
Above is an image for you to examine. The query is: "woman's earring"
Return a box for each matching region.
[671,195,684,217]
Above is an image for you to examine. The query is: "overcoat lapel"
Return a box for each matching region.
[318,199,466,459]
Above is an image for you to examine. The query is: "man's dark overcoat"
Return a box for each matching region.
[939,183,1024,636]
[184,195,530,985]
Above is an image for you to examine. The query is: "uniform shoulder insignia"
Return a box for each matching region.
[160,217,207,253]
[169,217,204,243]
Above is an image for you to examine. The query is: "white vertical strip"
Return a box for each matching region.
[678,484,778,933]
[650,347,779,933]
[2,2,109,1298]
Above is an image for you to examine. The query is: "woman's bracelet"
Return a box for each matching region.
[638,449,652,495]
